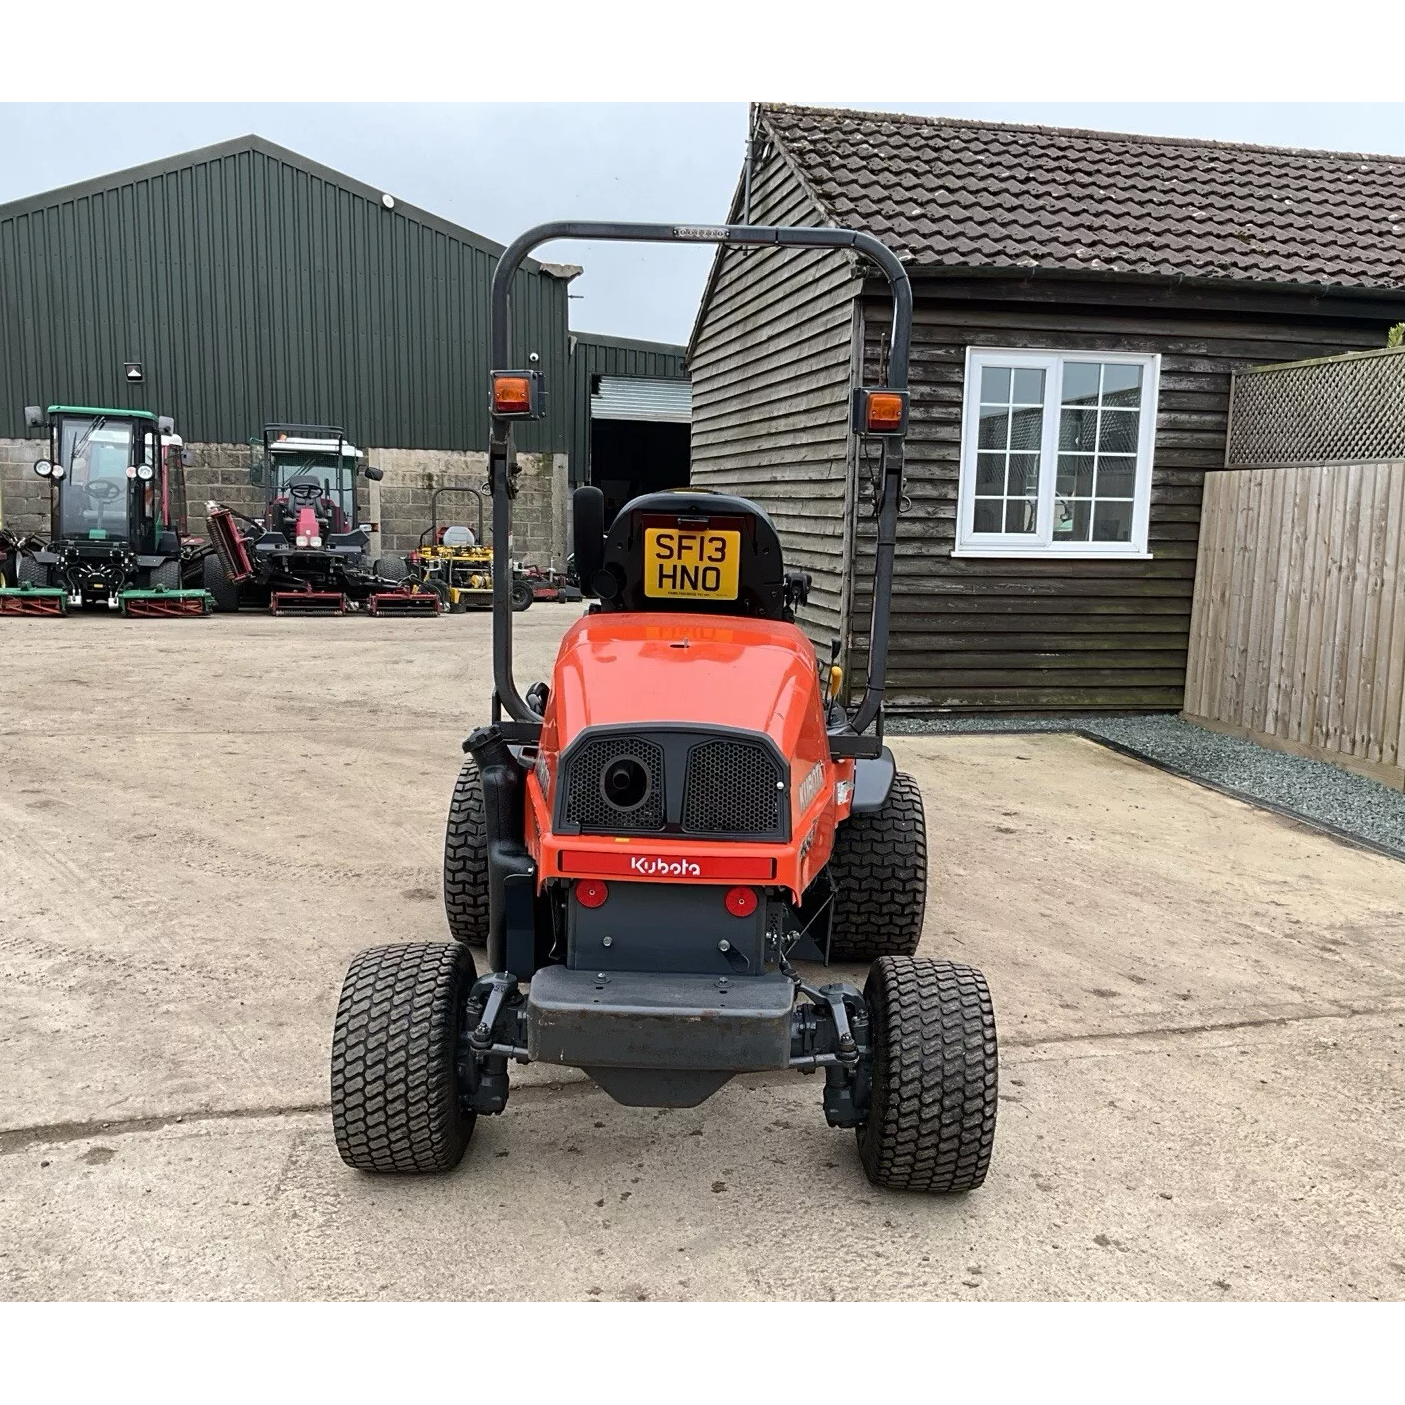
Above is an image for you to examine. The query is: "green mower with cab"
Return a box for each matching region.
[1,405,212,618]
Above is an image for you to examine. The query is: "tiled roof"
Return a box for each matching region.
[759,104,1405,292]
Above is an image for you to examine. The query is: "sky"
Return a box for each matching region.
[5,102,1405,346]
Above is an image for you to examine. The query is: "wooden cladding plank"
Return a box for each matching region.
[1185,460,1405,778]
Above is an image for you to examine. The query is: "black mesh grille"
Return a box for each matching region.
[564,736,666,833]
[683,739,784,837]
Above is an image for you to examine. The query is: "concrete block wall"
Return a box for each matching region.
[367,447,568,571]
[183,442,266,536]
[0,438,53,537]
[1,437,571,571]
[368,447,490,566]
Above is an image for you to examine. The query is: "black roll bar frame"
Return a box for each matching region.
[419,485,488,549]
[487,221,912,750]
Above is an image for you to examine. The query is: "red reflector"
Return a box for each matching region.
[724,886,758,917]
[560,850,775,881]
[576,879,609,908]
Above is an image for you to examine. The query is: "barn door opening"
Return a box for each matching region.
[589,374,691,525]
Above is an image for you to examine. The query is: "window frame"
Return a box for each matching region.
[954,346,1161,559]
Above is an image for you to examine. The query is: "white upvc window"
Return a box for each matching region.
[955,347,1160,558]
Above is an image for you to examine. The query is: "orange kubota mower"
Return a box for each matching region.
[330,222,999,1193]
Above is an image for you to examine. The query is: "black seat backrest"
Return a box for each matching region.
[592,491,788,620]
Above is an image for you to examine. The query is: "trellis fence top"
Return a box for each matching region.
[1227,344,1405,469]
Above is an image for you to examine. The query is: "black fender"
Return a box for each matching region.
[464,724,538,979]
[851,746,896,814]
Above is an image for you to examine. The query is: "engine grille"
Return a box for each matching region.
[683,739,784,837]
[563,736,666,833]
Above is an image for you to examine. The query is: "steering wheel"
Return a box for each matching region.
[84,479,123,502]
[287,479,322,504]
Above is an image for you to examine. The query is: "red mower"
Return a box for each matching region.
[204,424,438,617]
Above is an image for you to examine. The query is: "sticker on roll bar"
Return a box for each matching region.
[674,226,732,240]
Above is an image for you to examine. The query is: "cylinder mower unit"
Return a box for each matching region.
[202,424,438,617]
[330,221,999,1195]
[1,406,213,618]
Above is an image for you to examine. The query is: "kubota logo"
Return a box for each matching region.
[629,856,702,877]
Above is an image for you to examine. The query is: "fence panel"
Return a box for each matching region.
[1185,461,1405,789]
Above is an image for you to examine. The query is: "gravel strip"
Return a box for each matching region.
[887,712,1405,860]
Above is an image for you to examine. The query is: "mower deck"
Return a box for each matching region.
[367,590,441,617]
[526,966,796,1107]
[118,587,214,619]
[270,590,346,617]
[0,585,68,617]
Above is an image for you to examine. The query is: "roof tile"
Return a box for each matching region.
[760,104,1405,291]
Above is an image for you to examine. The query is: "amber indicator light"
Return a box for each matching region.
[492,374,533,414]
[866,392,905,432]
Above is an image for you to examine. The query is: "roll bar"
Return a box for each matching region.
[487,221,913,751]
[419,485,487,549]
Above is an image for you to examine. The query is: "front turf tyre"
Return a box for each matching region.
[331,942,476,1174]
[858,956,998,1194]
[16,553,49,589]
[511,578,534,612]
[443,756,490,945]
[202,552,240,612]
[148,559,182,591]
[827,771,927,961]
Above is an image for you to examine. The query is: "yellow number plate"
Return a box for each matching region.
[643,528,741,601]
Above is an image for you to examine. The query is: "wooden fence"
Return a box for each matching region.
[1184,461,1405,790]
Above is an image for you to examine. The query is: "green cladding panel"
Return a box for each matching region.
[0,137,571,452]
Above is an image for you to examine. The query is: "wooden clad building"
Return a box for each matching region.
[687,104,1405,712]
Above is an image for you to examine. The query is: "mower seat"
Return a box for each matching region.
[276,477,336,539]
[583,490,795,621]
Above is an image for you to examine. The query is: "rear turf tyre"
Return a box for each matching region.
[858,956,998,1193]
[827,771,927,961]
[331,941,476,1174]
[16,554,49,589]
[202,552,240,612]
[511,578,533,612]
[443,756,490,945]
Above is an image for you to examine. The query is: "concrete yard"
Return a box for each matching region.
[1,608,1403,1301]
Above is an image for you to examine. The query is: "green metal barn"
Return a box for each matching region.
[0,135,687,570]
